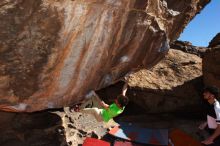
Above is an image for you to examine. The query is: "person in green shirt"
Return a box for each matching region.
[78,83,129,122]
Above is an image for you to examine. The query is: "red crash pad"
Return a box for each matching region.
[82,138,110,146]
[168,129,202,146]
[114,141,145,146]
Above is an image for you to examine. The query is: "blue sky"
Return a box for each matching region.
[178,0,220,47]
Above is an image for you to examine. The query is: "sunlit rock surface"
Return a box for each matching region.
[127,49,203,113]
[0,0,210,112]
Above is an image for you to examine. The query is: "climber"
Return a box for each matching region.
[198,86,220,146]
[72,83,129,123]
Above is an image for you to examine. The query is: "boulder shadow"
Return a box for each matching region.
[0,109,67,146]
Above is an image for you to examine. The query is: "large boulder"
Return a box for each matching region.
[0,0,210,112]
[203,33,220,89]
[127,49,203,113]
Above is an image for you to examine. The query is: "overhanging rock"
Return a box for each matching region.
[0,0,210,112]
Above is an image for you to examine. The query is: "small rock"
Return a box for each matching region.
[90,131,98,139]
[78,129,87,135]
[77,133,83,138]
[68,124,76,129]
[68,141,72,145]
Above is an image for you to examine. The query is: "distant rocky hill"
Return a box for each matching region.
[170,40,206,57]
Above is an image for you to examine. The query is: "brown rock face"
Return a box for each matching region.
[127,49,203,113]
[203,33,220,89]
[0,0,210,112]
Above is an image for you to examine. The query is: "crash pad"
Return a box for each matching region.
[168,129,202,146]
[82,137,110,146]
[114,141,145,146]
[109,124,168,145]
